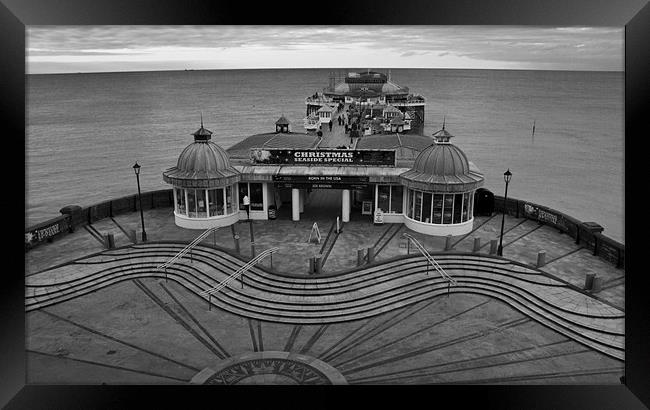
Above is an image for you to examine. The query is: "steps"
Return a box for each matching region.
[25,242,625,361]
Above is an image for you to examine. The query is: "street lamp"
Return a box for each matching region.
[133,162,147,242]
[497,169,512,256]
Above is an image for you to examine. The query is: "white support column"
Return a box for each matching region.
[374,184,379,211]
[262,183,269,217]
[184,189,190,216]
[299,189,304,213]
[172,188,178,213]
[342,189,350,222]
[292,188,300,221]
[205,189,210,218]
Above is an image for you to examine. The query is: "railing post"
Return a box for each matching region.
[536,251,546,268]
[444,235,453,251]
[357,248,366,266]
[489,239,498,255]
[473,237,481,253]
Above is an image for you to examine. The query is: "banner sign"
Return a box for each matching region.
[25,215,70,249]
[524,203,560,225]
[273,175,369,190]
[250,149,395,167]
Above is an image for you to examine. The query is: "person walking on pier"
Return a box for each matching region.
[243,195,250,220]
[329,121,333,132]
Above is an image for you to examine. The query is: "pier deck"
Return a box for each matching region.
[25,201,625,385]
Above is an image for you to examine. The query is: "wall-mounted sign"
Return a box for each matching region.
[250,149,395,167]
[273,175,370,190]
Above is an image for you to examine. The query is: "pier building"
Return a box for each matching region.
[163,116,483,236]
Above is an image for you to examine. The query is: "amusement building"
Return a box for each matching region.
[162,114,484,237]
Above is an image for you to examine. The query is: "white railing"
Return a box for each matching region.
[199,247,279,299]
[157,226,219,271]
[402,232,457,286]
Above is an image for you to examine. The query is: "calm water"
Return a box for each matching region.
[26,68,624,243]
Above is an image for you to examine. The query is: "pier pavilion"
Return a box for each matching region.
[163,116,484,236]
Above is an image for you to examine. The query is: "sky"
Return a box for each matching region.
[26,25,624,74]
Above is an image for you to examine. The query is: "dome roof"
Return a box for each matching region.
[176,140,232,172]
[412,143,470,176]
[400,129,483,192]
[163,124,240,188]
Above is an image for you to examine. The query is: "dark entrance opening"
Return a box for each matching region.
[474,188,495,216]
[273,187,343,220]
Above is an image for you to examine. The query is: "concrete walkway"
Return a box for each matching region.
[319,109,354,148]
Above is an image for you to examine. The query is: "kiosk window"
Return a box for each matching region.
[390,186,403,213]
[422,192,432,223]
[250,183,263,211]
[433,194,443,224]
[443,194,453,224]
[226,186,234,214]
[453,193,463,223]
[377,185,390,213]
[176,188,186,215]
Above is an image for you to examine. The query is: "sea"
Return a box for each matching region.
[26,68,625,244]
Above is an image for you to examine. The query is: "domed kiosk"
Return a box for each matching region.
[163,121,241,229]
[399,126,484,236]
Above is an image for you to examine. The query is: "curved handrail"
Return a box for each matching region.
[200,247,279,296]
[157,227,218,271]
[402,233,457,286]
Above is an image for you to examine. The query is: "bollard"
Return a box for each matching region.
[233,234,241,254]
[473,237,481,253]
[357,248,365,266]
[367,246,375,263]
[444,235,453,251]
[105,233,115,249]
[489,239,498,255]
[591,276,602,293]
[130,229,138,244]
[315,254,323,274]
[584,273,595,291]
[309,257,315,275]
[536,251,546,268]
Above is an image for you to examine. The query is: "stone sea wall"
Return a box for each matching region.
[24,189,625,270]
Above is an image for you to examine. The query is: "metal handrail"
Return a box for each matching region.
[200,247,279,296]
[402,233,457,286]
[157,227,218,271]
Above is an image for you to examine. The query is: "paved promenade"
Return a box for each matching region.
[25,203,625,385]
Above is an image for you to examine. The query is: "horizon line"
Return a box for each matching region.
[27,66,625,75]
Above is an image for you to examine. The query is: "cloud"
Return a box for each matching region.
[26,26,624,73]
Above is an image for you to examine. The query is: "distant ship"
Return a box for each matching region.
[304,70,426,135]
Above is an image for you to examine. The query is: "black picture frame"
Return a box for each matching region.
[3,0,648,408]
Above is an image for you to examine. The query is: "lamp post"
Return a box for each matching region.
[133,162,147,242]
[497,169,512,256]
